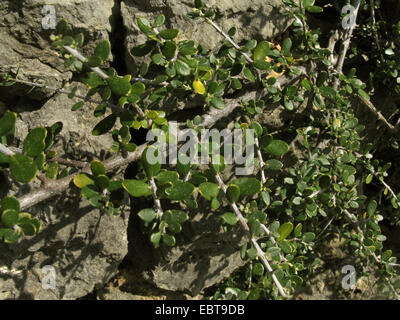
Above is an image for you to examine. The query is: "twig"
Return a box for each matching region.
[369,0,384,61]
[356,94,398,134]
[204,18,253,64]
[149,177,164,219]
[0,143,15,156]
[334,0,361,90]
[214,172,288,298]
[12,78,128,115]
[18,143,148,211]
[63,45,169,88]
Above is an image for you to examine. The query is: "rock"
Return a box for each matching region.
[0,0,117,101]
[15,81,115,159]
[0,196,129,300]
[121,0,293,74]
[0,81,129,300]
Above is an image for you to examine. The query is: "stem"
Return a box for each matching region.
[214,172,288,298]
[0,143,15,156]
[204,18,253,64]
[149,177,163,219]
[334,0,361,90]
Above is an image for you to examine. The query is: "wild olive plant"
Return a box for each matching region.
[0,0,399,299]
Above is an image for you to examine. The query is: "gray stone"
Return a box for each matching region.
[0,0,116,100]
[121,0,292,74]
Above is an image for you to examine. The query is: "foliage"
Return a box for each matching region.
[0,0,399,300]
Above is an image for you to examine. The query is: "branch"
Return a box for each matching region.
[149,177,164,219]
[356,94,398,134]
[0,143,15,157]
[214,173,288,298]
[333,0,361,90]
[18,143,148,211]
[204,18,253,64]
[63,45,169,88]
[12,78,129,116]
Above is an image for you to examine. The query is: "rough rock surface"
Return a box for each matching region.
[0,83,129,300]
[121,0,292,73]
[0,0,116,100]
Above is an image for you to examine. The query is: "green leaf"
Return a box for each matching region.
[56,19,68,35]
[92,114,117,136]
[294,223,302,237]
[122,179,151,197]
[1,209,19,227]
[162,234,176,246]
[73,174,94,188]
[91,160,106,176]
[253,41,270,61]
[243,67,256,82]
[306,5,323,13]
[82,72,104,88]
[162,41,178,60]
[210,96,225,109]
[226,184,240,203]
[231,177,262,197]
[281,38,292,55]
[151,53,165,65]
[159,29,179,40]
[142,146,162,177]
[9,154,38,183]
[252,262,264,276]
[23,127,47,157]
[137,17,153,34]
[264,140,289,156]
[301,79,312,91]
[19,222,37,236]
[176,154,191,176]
[166,181,195,201]
[155,170,179,185]
[131,43,153,57]
[107,77,132,96]
[71,101,84,111]
[87,55,102,67]
[74,33,85,47]
[0,110,17,136]
[253,60,270,70]
[138,208,157,223]
[250,121,263,137]
[303,232,316,243]
[367,200,377,216]
[175,59,191,76]
[194,0,205,9]
[154,14,166,27]
[1,196,20,212]
[264,159,283,170]
[150,232,162,247]
[222,212,238,226]
[46,162,58,180]
[198,182,219,200]
[95,175,109,190]
[302,0,315,8]
[278,240,293,254]
[278,222,293,240]
[3,228,19,243]
[358,89,370,100]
